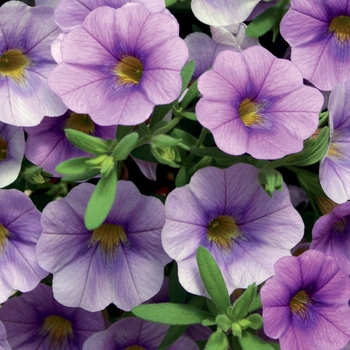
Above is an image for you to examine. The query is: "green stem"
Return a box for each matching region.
[186,127,208,164]
[153,116,183,136]
[134,134,150,148]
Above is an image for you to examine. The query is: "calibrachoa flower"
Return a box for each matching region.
[280,0,350,91]
[0,122,24,188]
[320,80,350,203]
[191,0,260,26]
[161,163,304,296]
[311,201,350,275]
[48,4,188,126]
[0,2,67,126]
[25,111,116,177]
[0,189,48,303]
[0,283,104,350]
[0,322,10,350]
[54,0,168,32]
[83,318,199,349]
[196,46,323,159]
[261,250,350,350]
[36,181,171,312]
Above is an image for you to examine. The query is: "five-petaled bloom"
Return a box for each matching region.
[261,249,350,350]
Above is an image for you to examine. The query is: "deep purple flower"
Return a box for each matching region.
[48,4,188,126]
[37,181,171,312]
[196,46,323,159]
[162,163,304,296]
[0,322,10,350]
[0,122,24,188]
[311,201,350,275]
[280,0,350,91]
[0,283,104,350]
[83,318,198,350]
[0,2,67,126]
[25,111,116,177]
[0,189,48,303]
[261,250,350,350]
[55,0,168,32]
[320,80,350,203]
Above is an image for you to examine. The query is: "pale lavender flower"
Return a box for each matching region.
[0,122,24,188]
[48,4,188,126]
[0,322,10,350]
[0,189,48,303]
[280,0,350,91]
[0,2,67,126]
[196,46,323,159]
[83,318,198,349]
[25,111,116,177]
[37,181,171,312]
[311,201,350,275]
[162,163,304,296]
[261,250,350,350]
[0,283,104,350]
[320,80,350,203]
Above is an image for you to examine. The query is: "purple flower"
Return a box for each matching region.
[0,2,67,126]
[36,181,171,312]
[48,4,188,126]
[161,163,304,296]
[0,189,48,303]
[25,111,116,177]
[196,46,323,159]
[0,283,104,350]
[0,322,10,350]
[311,201,350,275]
[320,80,350,203]
[191,0,260,26]
[280,0,350,91]
[55,0,168,32]
[83,318,198,350]
[0,122,24,188]
[261,250,350,350]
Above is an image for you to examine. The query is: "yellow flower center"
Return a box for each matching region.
[0,49,30,83]
[329,16,350,42]
[238,98,263,127]
[114,56,143,85]
[90,223,128,255]
[289,290,312,318]
[0,225,9,252]
[207,215,240,249]
[41,315,73,347]
[65,112,95,135]
[327,143,342,158]
[315,195,337,215]
[0,137,7,162]
[124,346,146,350]
[332,217,348,233]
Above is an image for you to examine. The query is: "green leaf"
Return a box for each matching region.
[181,111,197,121]
[150,103,174,128]
[65,129,108,155]
[157,325,188,350]
[131,303,212,325]
[169,263,187,304]
[180,80,199,110]
[180,60,195,94]
[246,314,263,330]
[196,246,230,313]
[152,134,182,148]
[205,331,228,350]
[175,166,188,187]
[131,144,159,163]
[61,168,101,182]
[165,0,177,7]
[245,0,289,38]
[231,284,258,320]
[112,132,139,161]
[170,128,198,147]
[56,157,92,175]
[84,167,117,230]
[116,125,134,141]
[257,166,284,197]
[239,331,277,350]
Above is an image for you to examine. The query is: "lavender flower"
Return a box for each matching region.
[162,163,304,296]
[36,181,171,312]
[0,283,104,350]
[0,322,10,350]
[0,189,48,303]
[83,318,198,349]
[196,46,323,159]
[261,250,350,350]
[320,80,350,203]
[0,122,24,188]
[280,0,350,90]
[48,4,188,126]
[0,2,67,126]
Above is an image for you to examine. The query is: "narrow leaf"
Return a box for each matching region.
[180,60,195,94]
[157,325,188,350]
[239,331,277,350]
[169,263,187,304]
[132,303,212,325]
[205,331,228,350]
[131,144,160,163]
[65,129,108,155]
[84,167,117,230]
[112,132,139,161]
[180,80,199,110]
[55,157,91,175]
[61,168,100,182]
[196,246,230,313]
